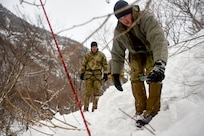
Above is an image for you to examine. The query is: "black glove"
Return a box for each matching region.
[113,74,123,91]
[103,73,108,82]
[80,73,85,80]
[147,60,165,82]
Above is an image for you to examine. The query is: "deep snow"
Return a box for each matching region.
[21,30,204,136]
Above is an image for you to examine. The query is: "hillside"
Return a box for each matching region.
[0,4,91,135]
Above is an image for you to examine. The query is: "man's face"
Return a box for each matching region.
[91,46,98,53]
[119,13,133,27]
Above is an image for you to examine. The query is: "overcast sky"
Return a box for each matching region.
[1,0,139,59]
[1,0,135,46]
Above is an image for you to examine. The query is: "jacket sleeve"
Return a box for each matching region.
[102,53,108,74]
[111,35,126,74]
[80,53,89,74]
[141,12,168,64]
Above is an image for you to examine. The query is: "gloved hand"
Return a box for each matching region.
[147,60,166,82]
[113,74,123,91]
[103,73,108,82]
[80,73,85,80]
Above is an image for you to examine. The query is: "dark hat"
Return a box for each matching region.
[91,41,97,47]
[114,0,132,19]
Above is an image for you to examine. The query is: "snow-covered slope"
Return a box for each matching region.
[22,30,204,136]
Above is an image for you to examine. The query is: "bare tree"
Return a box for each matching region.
[168,0,204,35]
[0,5,85,135]
[151,0,204,45]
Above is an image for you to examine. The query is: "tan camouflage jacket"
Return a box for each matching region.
[81,50,108,78]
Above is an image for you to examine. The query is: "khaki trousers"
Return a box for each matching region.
[131,81,162,117]
[130,53,162,117]
[84,75,101,112]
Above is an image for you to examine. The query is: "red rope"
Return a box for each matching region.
[39,1,91,135]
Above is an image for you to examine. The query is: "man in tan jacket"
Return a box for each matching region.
[80,41,108,112]
[111,0,168,127]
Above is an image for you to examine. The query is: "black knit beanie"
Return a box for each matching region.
[91,41,97,47]
[114,0,132,19]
